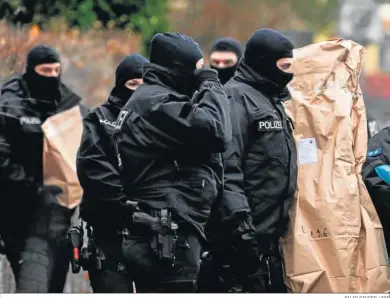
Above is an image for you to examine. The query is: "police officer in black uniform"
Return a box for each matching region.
[76,53,148,292]
[112,32,233,293]
[199,37,254,294]
[220,28,298,293]
[209,37,243,85]
[0,44,88,292]
[362,126,390,252]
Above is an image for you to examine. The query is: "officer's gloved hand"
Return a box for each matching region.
[231,213,261,277]
[194,67,220,87]
[38,185,63,205]
[34,185,74,243]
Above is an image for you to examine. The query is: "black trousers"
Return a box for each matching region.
[0,227,26,281]
[121,229,201,293]
[88,231,134,293]
[1,197,73,293]
[197,245,287,293]
[16,236,71,293]
[241,248,287,293]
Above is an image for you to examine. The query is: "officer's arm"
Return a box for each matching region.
[0,113,35,192]
[76,113,125,206]
[221,94,252,222]
[217,95,259,275]
[144,80,232,153]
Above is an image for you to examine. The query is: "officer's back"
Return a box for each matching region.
[113,32,232,293]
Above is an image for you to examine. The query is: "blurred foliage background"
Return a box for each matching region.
[0,0,338,107]
[0,0,170,53]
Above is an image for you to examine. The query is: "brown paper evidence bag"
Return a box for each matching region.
[41,105,83,210]
[281,39,390,293]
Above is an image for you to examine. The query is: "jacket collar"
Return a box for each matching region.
[234,60,291,102]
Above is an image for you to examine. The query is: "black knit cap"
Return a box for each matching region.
[244,28,294,87]
[115,53,149,87]
[245,29,293,67]
[210,37,243,59]
[26,44,60,71]
[149,32,203,73]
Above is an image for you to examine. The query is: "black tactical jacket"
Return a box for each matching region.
[113,64,232,239]
[77,91,129,231]
[362,126,390,251]
[0,74,88,218]
[222,62,298,244]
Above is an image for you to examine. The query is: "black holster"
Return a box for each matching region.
[67,223,105,273]
[131,208,179,266]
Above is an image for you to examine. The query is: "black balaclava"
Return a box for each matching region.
[210,37,243,85]
[244,28,294,90]
[24,44,61,100]
[148,32,203,96]
[111,53,149,104]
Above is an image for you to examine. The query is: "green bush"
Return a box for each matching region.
[0,0,170,55]
[129,0,170,55]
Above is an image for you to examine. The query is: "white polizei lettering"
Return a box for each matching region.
[99,118,116,128]
[20,116,41,125]
[258,120,282,131]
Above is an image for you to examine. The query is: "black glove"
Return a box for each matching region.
[39,185,63,196]
[193,67,220,88]
[198,251,238,293]
[33,185,73,243]
[231,214,261,277]
[38,185,62,207]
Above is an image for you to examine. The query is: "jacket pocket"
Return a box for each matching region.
[186,177,218,204]
[174,173,218,216]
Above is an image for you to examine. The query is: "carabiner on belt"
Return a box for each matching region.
[260,254,272,286]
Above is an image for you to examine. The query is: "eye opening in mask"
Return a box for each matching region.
[34,63,61,77]
[125,78,143,90]
[276,57,293,73]
[210,51,238,69]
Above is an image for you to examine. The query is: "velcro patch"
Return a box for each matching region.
[257,120,282,131]
[367,148,383,157]
[115,110,129,130]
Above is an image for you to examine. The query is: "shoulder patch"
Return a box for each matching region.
[115,110,129,130]
[367,148,383,157]
[257,120,283,132]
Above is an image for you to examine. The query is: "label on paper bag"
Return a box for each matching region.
[298,138,318,165]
